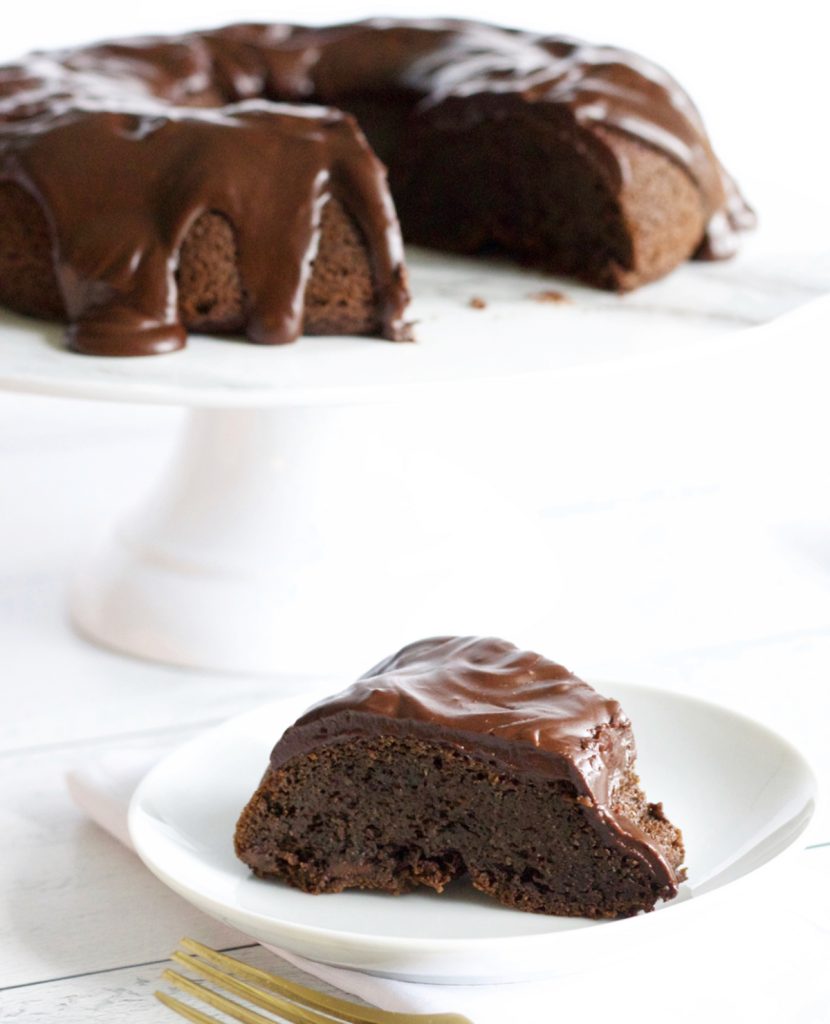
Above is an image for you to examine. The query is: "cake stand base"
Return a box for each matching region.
[69,402,551,676]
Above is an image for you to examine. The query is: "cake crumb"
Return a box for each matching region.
[468,296,487,309]
[530,289,569,304]
[396,320,417,342]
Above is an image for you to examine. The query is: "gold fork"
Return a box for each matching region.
[156,938,473,1024]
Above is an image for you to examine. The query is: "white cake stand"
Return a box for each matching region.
[1,247,824,676]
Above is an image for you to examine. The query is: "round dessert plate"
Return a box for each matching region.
[129,682,816,983]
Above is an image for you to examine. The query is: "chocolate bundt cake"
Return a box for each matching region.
[0,20,753,357]
[235,637,686,919]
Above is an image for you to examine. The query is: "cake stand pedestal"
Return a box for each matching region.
[69,401,554,675]
[1,247,825,676]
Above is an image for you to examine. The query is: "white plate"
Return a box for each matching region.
[129,683,816,982]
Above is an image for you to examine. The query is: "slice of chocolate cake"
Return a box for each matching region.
[235,637,685,919]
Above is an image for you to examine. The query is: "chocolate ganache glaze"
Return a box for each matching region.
[271,635,680,891]
[0,19,753,356]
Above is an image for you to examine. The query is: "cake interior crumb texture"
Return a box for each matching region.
[235,734,685,920]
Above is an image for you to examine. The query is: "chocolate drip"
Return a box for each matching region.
[271,636,679,890]
[0,44,408,356]
[0,19,752,356]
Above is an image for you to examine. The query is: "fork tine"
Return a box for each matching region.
[164,969,299,1024]
[178,939,472,1024]
[180,939,368,1022]
[156,990,225,1024]
[170,955,328,1024]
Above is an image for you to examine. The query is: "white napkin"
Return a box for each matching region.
[67,744,830,1024]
